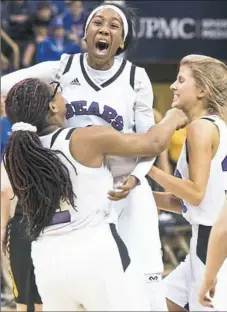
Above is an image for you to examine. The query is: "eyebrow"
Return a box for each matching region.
[93,15,121,23]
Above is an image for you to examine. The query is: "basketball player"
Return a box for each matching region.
[149,54,227,311]
[1,3,167,309]
[199,195,227,311]
[3,78,188,311]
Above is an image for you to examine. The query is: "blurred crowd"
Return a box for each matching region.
[0,0,105,72]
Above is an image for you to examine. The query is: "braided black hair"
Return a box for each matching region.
[4,78,76,240]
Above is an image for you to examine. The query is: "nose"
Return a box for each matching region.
[98,25,110,36]
[170,81,177,91]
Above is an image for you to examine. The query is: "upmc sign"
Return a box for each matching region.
[128,1,227,62]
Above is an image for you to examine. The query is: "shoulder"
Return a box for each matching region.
[187,118,217,135]
[125,60,152,93]
[55,53,81,80]
[187,118,218,146]
[59,52,80,64]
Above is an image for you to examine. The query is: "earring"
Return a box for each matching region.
[120,42,124,49]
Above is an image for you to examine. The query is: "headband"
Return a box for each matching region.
[84,4,128,41]
[12,122,37,133]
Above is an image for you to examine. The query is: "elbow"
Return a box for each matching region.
[191,192,205,206]
[149,137,168,157]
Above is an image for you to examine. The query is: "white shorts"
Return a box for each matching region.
[116,177,163,273]
[165,224,218,311]
[32,223,150,311]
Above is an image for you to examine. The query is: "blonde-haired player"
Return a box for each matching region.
[149,54,227,311]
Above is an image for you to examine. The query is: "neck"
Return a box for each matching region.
[187,107,211,122]
[38,124,60,136]
[87,55,114,70]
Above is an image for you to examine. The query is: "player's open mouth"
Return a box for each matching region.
[95,40,110,54]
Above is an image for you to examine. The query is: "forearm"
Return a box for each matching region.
[204,223,227,281]
[1,61,58,95]
[156,150,172,174]
[204,196,227,280]
[153,191,182,214]
[145,117,181,156]
[149,166,204,206]
[131,158,156,182]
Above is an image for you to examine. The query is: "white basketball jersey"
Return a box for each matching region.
[57,53,150,178]
[175,115,227,226]
[39,128,113,235]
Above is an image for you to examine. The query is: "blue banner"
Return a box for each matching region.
[127,1,227,62]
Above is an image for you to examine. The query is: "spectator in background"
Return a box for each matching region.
[61,0,86,44]
[51,0,67,16]
[32,1,53,36]
[5,0,33,46]
[36,19,81,63]
[22,2,54,67]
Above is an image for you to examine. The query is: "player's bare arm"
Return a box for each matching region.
[148,119,218,206]
[199,195,227,308]
[70,108,188,168]
[1,61,59,95]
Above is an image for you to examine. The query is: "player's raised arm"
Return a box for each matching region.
[0,51,75,96]
[70,108,188,165]
[1,61,60,96]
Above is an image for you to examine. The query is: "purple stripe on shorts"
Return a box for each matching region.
[49,210,71,226]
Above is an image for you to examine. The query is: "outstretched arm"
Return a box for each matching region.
[1,53,74,95]
[70,108,188,167]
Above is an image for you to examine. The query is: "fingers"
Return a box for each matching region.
[201,296,214,308]
[118,183,131,192]
[108,190,130,201]
[198,283,215,309]
[209,285,216,298]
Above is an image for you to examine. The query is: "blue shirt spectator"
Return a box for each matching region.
[36,19,81,62]
[51,0,66,16]
[1,117,12,159]
[61,0,86,40]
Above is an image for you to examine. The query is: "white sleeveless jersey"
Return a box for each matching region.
[175,115,227,226]
[57,53,154,178]
[39,128,113,235]
[1,53,155,179]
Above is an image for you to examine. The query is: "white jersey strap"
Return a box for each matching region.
[130,64,136,90]
[50,128,65,148]
[62,55,74,76]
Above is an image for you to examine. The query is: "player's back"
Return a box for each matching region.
[175,115,227,226]
[39,127,113,235]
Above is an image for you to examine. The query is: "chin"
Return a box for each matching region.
[172,101,183,109]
